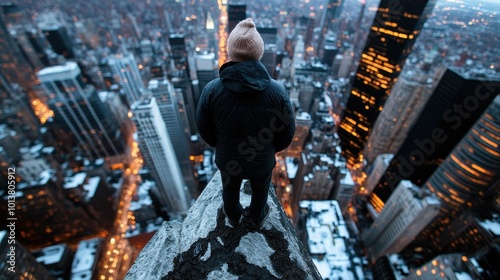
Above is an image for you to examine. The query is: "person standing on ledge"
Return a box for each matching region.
[196,18,295,228]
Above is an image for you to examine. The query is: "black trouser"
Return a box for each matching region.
[221,171,271,223]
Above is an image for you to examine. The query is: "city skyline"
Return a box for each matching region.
[0,0,499,279]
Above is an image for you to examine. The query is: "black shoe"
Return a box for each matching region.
[223,208,240,228]
[252,204,270,228]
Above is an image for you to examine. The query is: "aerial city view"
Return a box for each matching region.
[0,0,499,279]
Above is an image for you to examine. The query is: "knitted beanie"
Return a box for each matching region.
[227,18,264,62]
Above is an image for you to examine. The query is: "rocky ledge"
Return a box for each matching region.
[125,171,321,280]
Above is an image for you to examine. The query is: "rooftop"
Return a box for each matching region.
[300,200,366,280]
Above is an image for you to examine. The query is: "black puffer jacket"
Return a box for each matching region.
[196,60,295,178]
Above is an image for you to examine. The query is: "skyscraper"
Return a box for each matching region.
[363,67,438,164]
[148,79,196,197]
[131,97,191,215]
[227,4,246,33]
[169,34,189,73]
[1,231,54,280]
[407,95,500,260]
[38,62,124,160]
[194,52,217,105]
[338,0,438,167]
[370,68,499,205]
[107,52,147,103]
[317,0,344,56]
[361,180,440,261]
[0,3,37,91]
[37,12,75,59]
[284,112,312,158]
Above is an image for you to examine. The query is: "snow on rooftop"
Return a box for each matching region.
[38,61,79,77]
[71,238,100,274]
[479,219,500,235]
[34,244,66,265]
[83,177,100,200]
[340,170,354,186]
[301,200,362,279]
[285,157,298,180]
[64,173,87,189]
[313,259,331,279]
[308,225,334,255]
[455,272,474,280]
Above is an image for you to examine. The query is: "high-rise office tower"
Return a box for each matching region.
[10,27,46,71]
[361,180,440,261]
[0,4,37,91]
[370,68,499,205]
[284,112,312,158]
[406,96,500,261]
[38,13,75,59]
[227,4,246,33]
[148,79,196,197]
[169,34,189,72]
[194,52,217,105]
[338,0,438,167]
[38,62,124,160]
[291,35,305,80]
[258,27,278,46]
[1,231,54,280]
[337,48,354,79]
[317,0,344,56]
[295,16,315,52]
[171,72,198,137]
[364,154,393,195]
[332,165,355,213]
[258,26,278,78]
[363,68,438,164]
[107,52,147,103]
[131,97,191,215]
[262,44,278,78]
[352,0,367,58]
[0,72,42,139]
[405,253,485,280]
[331,54,343,78]
[322,44,338,68]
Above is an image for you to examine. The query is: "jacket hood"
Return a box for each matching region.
[219,60,271,93]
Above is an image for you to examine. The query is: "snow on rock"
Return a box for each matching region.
[125,171,322,280]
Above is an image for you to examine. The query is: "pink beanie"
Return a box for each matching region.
[227,18,264,62]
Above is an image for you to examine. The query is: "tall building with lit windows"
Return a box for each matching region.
[107,52,146,103]
[338,0,438,167]
[131,97,191,215]
[38,62,124,160]
[0,3,37,91]
[370,68,499,205]
[284,112,312,158]
[404,95,500,263]
[363,67,438,164]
